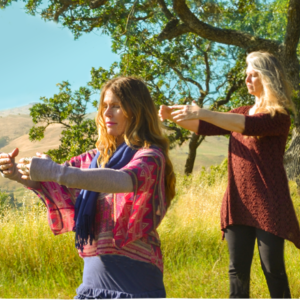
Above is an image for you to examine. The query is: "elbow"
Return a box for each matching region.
[236,116,246,133]
[57,165,72,187]
[237,124,245,134]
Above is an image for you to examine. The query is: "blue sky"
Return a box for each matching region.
[0,1,119,111]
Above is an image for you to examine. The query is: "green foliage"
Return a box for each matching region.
[0,189,12,213]
[2,0,295,171]
[29,81,98,163]
[47,119,98,164]
[199,158,228,186]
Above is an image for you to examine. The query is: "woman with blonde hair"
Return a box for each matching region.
[1,76,175,298]
[159,51,300,298]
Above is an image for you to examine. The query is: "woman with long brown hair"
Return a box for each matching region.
[1,76,175,298]
[159,51,300,298]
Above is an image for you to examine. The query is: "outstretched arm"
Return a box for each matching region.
[18,156,133,193]
[160,102,245,133]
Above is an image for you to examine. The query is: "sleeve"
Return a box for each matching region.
[28,149,98,235]
[243,112,291,137]
[112,149,166,248]
[197,120,231,136]
[197,107,244,136]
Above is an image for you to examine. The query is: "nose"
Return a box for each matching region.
[103,106,112,117]
[246,75,251,83]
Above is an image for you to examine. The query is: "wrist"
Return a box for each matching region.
[30,157,63,183]
[0,164,21,182]
[197,108,205,120]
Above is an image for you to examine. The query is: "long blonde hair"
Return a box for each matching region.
[95,76,176,208]
[246,51,296,116]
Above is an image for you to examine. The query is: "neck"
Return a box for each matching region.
[116,135,125,147]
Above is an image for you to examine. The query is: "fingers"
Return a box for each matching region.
[0,148,19,160]
[0,161,14,174]
[0,152,10,159]
[17,162,31,179]
[0,156,14,174]
[36,152,51,159]
[9,148,19,158]
[159,105,175,121]
[18,157,32,164]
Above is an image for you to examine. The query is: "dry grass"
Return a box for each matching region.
[0,163,300,298]
[160,167,300,298]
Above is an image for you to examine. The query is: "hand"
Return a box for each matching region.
[170,101,201,122]
[158,105,174,121]
[17,152,51,180]
[0,148,19,178]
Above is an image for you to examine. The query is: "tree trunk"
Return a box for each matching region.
[184,133,205,175]
[284,126,300,184]
[281,52,300,184]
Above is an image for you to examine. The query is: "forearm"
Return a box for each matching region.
[199,109,245,133]
[166,113,199,132]
[173,119,199,132]
[30,158,133,193]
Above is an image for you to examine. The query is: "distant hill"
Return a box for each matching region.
[0,104,229,197]
[0,103,37,117]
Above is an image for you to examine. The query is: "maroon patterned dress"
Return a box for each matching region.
[197,106,300,248]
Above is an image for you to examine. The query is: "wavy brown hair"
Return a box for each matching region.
[246,51,296,116]
[95,76,176,208]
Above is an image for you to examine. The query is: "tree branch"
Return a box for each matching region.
[196,135,205,147]
[172,0,280,52]
[157,0,173,20]
[203,48,210,94]
[172,67,205,95]
[214,79,243,108]
[157,18,191,41]
[89,0,108,9]
[54,0,72,21]
[284,0,300,58]
[53,0,108,22]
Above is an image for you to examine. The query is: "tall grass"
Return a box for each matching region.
[0,194,82,298]
[0,163,300,298]
[160,162,300,298]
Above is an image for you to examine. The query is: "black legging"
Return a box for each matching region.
[224,225,291,298]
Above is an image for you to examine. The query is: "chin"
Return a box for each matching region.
[106,130,117,136]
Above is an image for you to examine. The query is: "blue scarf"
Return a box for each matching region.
[74,142,137,251]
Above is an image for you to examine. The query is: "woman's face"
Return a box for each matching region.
[102,89,127,145]
[245,65,263,98]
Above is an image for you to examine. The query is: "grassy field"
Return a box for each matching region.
[0,163,300,298]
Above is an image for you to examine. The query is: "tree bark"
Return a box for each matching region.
[184,133,205,175]
[284,127,300,186]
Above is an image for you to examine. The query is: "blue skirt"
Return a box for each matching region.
[74,255,166,299]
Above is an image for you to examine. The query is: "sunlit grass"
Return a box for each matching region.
[0,163,299,298]
[0,194,82,298]
[160,165,300,298]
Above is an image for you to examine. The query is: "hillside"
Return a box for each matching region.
[0,103,37,117]
[0,105,229,197]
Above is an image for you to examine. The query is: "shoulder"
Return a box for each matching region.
[122,147,165,171]
[132,147,165,163]
[230,106,252,114]
[64,149,98,168]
